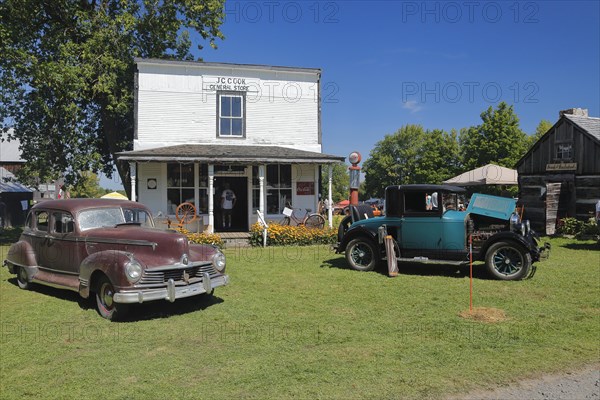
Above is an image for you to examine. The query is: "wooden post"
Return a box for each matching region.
[385,235,398,277]
[257,210,268,248]
[469,234,473,312]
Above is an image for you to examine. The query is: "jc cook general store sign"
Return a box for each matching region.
[202,75,318,102]
[204,76,254,92]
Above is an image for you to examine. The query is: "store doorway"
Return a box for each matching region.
[214,177,248,232]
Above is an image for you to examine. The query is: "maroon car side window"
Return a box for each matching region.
[52,212,75,234]
[35,211,49,232]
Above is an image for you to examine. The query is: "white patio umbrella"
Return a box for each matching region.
[100,191,129,200]
[443,164,518,186]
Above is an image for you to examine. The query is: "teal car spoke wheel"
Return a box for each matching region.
[345,238,378,271]
[485,241,532,280]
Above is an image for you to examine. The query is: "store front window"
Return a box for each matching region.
[167,163,195,215]
[266,164,291,214]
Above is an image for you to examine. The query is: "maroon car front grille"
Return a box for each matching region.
[140,264,217,285]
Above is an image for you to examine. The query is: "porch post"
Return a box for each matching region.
[193,163,200,215]
[328,164,333,228]
[314,164,320,213]
[129,162,137,202]
[208,164,214,233]
[259,165,265,218]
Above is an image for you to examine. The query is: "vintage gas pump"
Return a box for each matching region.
[348,151,361,206]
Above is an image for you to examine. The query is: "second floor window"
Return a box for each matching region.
[218,93,245,137]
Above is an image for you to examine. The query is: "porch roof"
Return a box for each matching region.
[117,145,345,164]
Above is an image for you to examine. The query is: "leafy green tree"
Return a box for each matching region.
[526,119,553,148]
[69,171,105,198]
[363,125,461,198]
[459,102,528,169]
[414,128,461,184]
[321,163,349,203]
[363,125,425,197]
[0,0,225,190]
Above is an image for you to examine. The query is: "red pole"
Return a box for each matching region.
[349,165,360,206]
[469,234,473,312]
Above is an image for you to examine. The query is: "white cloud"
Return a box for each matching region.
[402,100,424,113]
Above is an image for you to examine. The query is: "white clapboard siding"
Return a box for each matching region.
[136,62,320,152]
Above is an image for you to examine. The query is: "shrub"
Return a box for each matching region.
[579,217,599,237]
[250,222,337,247]
[557,217,599,238]
[557,217,583,235]
[176,228,225,249]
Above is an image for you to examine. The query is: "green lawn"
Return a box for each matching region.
[1,237,598,399]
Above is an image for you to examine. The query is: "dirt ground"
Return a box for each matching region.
[452,364,600,400]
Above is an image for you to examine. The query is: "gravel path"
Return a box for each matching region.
[453,365,600,400]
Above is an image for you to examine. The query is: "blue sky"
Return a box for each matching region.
[103,0,600,188]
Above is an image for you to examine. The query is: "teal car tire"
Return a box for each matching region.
[485,241,532,280]
[345,238,378,271]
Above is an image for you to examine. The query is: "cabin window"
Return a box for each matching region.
[556,143,572,160]
[218,93,245,137]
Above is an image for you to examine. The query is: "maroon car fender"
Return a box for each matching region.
[6,240,38,271]
[189,244,219,263]
[79,250,136,298]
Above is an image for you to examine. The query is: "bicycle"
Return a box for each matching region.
[279,206,325,229]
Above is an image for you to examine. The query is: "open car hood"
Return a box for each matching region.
[466,193,516,220]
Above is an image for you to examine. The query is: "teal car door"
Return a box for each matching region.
[399,216,442,251]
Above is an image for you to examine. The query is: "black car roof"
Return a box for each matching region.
[386,184,467,194]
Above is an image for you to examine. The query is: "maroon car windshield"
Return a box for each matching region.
[78,207,154,231]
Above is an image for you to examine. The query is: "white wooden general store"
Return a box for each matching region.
[118,59,344,233]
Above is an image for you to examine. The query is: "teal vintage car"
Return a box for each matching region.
[335,185,550,280]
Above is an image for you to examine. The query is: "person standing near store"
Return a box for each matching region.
[221,183,236,229]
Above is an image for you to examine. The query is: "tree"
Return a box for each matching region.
[363,125,425,198]
[321,163,349,203]
[0,0,225,191]
[526,119,553,148]
[414,128,461,184]
[362,125,461,198]
[459,102,528,169]
[69,171,105,198]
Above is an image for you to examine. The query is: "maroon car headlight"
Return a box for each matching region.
[212,252,226,273]
[125,259,143,283]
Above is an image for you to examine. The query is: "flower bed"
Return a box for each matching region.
[250,222,337,246]
[177,228,225,249]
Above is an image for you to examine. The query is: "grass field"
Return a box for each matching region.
[0,236,598,399]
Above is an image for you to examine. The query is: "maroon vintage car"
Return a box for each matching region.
[3,199,229,320]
